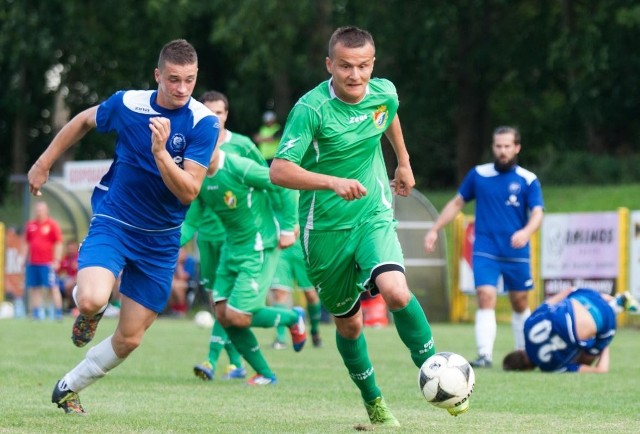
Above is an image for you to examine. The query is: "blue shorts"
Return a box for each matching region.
[472,254,533,291]
[78,217,180,313]
[569,288,616,353]
[25,264,56,288]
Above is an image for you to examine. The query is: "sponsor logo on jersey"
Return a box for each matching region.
[372,105,388,128]
[505,182,521,207]
[224,191,237,208]
[281,137,300,153]
[349,114,368,124]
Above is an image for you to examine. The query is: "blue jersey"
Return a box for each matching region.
[92,90,218,231]
[459,163,543,260]
[523,288,616,372]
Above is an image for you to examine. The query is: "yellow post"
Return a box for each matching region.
[529,230,541,308]
[450,213,469,322]
[617,207,629,325]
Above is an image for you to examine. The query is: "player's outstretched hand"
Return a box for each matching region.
[332,178,367,201]
[149,117,171,155]
[27,161,49,197]
[424,229,438,253]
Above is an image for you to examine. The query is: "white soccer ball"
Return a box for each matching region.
[418,352,475,416]
[0,302,15,319]
[194,310,214,329]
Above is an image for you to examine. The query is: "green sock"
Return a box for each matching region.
[251,306,297,328]
[273,303,289,342]
[391,294,436,368]
[225,326,274,378]
[224,337,244,368]
[307,301,321,336]
[207,320,227,370]
[336,331,380,403]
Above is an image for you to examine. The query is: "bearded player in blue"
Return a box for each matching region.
[27,39,218,414]
[425,126,544,368]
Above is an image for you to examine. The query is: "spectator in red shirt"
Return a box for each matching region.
[57,239,79,314]
[22,201,64,320]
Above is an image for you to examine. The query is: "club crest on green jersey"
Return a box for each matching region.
[373,105,388,129]
[224,191,237,209]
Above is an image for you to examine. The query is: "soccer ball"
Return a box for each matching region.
[194,310,214,329]
[418,352,475,416]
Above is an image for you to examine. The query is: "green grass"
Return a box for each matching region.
[1,317,640,433]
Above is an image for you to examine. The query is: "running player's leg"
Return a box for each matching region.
[357,217,436,368]
[54,225,174,413]
[193,239,244,380]
[306,228,398,426]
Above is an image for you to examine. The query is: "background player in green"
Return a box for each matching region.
[270,26,437,427]
[190,144,306,385]
[182,91,268,381]
[269,190,323,350]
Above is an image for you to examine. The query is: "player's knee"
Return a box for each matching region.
[335,314,363,339]
[111,333,142,358]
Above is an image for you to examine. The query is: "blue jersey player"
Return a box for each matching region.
[27,39,218,414]
[425,126,544,368]
[503,287,638,373]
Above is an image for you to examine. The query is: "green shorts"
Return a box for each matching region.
[197,238,224,291]
[302,215,404,316]
[271,240,314,292]
[213,245,280,314]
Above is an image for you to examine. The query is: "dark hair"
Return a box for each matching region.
[494,126,521,144]
[157,39,197,70]
[199,91,229,110]
[502,350,535,371]
[328,26,375,59]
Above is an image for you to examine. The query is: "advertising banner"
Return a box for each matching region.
[540,212,618,296]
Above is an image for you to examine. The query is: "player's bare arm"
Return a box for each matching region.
[577,347,610,373]
[511,206,544,248]
[270,158,367,201]
[424,195,466,253]
[28,106,98,196]
[384,114,414,197]
[149,116,207,205]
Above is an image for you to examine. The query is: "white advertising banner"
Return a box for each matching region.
[63,160,112,191]
[540,212,619,296]
[629,211,640,300]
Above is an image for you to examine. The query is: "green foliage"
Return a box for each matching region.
[1,318,639,432]
[532,151,640,185]
[4,0,640,199]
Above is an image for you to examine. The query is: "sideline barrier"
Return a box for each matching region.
[450,208,636,326]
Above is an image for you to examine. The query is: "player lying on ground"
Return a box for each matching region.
[502,287,638,373]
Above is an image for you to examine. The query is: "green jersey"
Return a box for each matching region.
[275,78,399,230]
[220,130,267,166]
[181,130,267,246]
[190,150,297,250]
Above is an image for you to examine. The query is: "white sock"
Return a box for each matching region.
[72,285,108,316]
[63,335,124,392]
[512,308,531,350]
[475,309,496,360]
[609,296,624,314]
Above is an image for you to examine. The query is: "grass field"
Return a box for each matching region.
[1,317,639,433]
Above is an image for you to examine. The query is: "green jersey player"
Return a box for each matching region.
[270,26,437,426]
[182,91,269,382]
[190,145,306,385]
